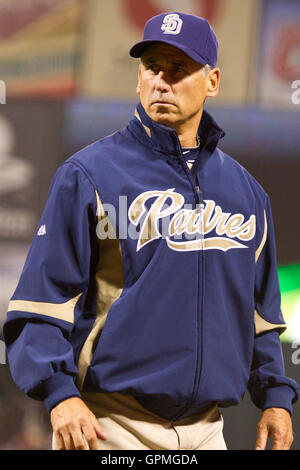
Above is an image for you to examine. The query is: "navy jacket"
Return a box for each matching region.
[4,102,299,420]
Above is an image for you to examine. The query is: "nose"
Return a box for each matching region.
[155,70,171,92]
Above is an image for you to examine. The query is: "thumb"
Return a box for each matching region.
[255,423,268,450]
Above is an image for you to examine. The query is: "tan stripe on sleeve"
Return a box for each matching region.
[76,190,124,390]
[7,293,82,324]
[254,309,286,336]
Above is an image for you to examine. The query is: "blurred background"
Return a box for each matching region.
[0,0,299,450]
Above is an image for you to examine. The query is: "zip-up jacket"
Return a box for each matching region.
[4,102,299,421]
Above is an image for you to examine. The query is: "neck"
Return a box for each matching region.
[176,128,199,148]
[135,101,226,156]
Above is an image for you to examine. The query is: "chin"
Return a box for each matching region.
[154,116,174,127]
[149,109,175,126]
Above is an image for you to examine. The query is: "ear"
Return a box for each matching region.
[206,68,220,98]
[136,64,142,94]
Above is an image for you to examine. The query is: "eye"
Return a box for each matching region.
[172,65,185,74]
[148,64,160,73]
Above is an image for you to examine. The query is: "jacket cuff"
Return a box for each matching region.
[261,385,296,417]
[43,371,81,413]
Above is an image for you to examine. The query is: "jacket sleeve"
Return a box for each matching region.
[3,161,98,413]
[247,194,300,416]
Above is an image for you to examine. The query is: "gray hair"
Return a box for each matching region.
[200,64,212,78]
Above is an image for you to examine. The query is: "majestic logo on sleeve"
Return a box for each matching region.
[161,13,183,35]
[128,189,256,252]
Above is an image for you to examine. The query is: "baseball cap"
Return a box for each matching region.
[129,12,218,68]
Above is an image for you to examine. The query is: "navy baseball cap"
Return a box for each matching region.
[129,12,218,68]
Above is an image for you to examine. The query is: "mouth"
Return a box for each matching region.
[152,101,175,107]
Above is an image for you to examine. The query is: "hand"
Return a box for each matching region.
[50,396,107,450]
[255,407,293,450]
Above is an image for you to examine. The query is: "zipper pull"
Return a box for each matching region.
[195,184,203,204]
[199,203,205,247]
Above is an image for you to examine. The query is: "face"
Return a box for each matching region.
[136,43,219,131]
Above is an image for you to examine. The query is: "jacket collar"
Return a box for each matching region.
[129,101,225,159]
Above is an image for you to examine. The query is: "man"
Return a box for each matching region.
[3,12,299,451]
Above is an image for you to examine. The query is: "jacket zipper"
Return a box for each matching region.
[193,177,205,403]
[171,146,205,420]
